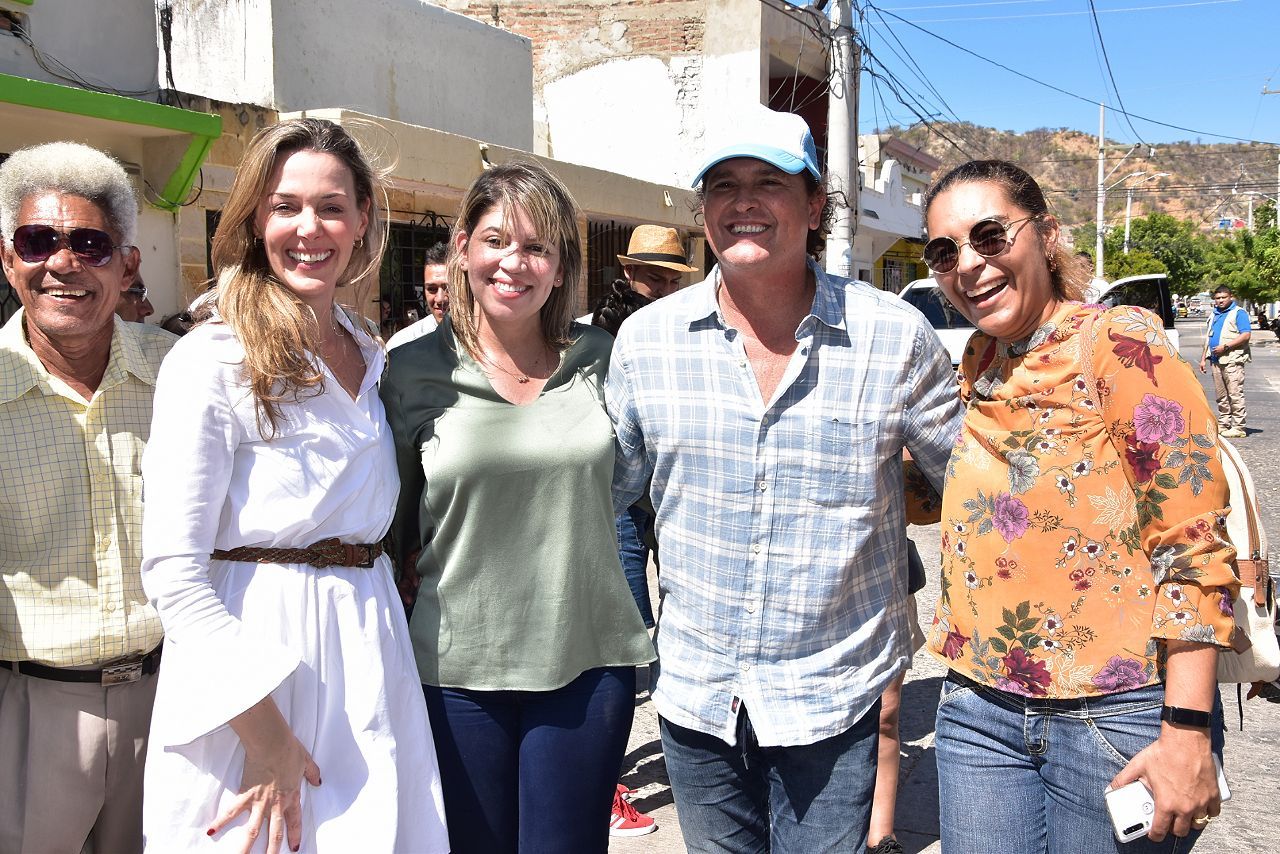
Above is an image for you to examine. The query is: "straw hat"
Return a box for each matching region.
[617,225,698,273]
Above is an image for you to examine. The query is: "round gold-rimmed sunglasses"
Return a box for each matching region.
[923,215,1041,274]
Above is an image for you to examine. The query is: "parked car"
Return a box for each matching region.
[897,277,974,367]
[1087,273,1180,350]
[900,272,1182,367]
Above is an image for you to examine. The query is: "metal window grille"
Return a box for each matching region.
[381,213,450,325]
[586,220,632,315]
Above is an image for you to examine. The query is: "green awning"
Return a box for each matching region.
[0,72,221,213]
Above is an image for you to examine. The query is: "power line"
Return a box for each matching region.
[1086,0,1145,144]
[895,0,1243,25]
[866,2,1279,145]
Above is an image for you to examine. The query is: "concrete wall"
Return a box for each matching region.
[436,0,710,184]
[164,0,535,150]
[0,0,159,95]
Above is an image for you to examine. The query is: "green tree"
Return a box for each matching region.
[1104,249,1165,281]
[1107,213,1208,294]
[1202,202,1280,305]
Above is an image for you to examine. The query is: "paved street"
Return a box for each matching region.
[612,317,1280,853]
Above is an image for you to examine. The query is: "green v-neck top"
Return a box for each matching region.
[382,319,655,691]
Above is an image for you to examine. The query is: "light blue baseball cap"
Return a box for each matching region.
[692,106,822,188]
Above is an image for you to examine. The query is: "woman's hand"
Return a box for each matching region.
[211,697,322,853]
[397,548,422,611]
[1109,639,1220,842]
[1109,726,1219,841]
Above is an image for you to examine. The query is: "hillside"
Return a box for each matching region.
[892,122,1278,239]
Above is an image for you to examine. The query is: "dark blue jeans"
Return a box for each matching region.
[423,666,635,854]
[617,504,655,628]
[660,701,881,853]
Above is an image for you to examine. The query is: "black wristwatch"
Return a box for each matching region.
[1161,705,1212,729]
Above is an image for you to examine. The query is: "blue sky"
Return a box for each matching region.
[857,0,1280,147]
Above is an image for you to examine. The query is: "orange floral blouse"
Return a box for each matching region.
[925,302,1239,698]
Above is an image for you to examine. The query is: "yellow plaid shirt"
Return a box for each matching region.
[0,310,176,666]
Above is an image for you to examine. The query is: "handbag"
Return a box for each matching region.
[1213,438,1279,686]
[1077,309,1278,687]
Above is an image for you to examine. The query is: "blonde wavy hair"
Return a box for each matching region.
[211,118,388,437]
[447,159,582,361]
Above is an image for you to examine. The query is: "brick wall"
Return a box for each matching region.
[435,1,705,87]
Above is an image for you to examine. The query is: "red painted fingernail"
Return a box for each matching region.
[291,846,299,853]
[207,828,215,837]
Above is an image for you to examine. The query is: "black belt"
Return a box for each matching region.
[3,645,162,686]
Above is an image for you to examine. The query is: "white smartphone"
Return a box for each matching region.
[1105,756,1230,842]
[1105,780,1155,843]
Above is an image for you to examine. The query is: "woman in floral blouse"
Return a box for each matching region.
[922,160,1237,852]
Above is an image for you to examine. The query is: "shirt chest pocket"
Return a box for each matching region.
[786,416,880,507]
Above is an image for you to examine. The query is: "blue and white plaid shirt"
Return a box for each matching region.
[607,260,962,747]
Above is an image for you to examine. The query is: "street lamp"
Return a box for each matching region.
[1123,172,1170,253]
[1094,169,1150,279]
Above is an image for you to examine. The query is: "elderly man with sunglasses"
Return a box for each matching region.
[607,107,962,852]
[0,141,176,853]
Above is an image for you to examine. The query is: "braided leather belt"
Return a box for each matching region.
[212,537,384,569]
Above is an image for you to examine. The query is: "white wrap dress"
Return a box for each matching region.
[140,312,448,852]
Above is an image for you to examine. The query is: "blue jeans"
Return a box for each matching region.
[936,673,1224,854]
[423,666,635,854]
[660,701,880,853]
[617,504,655,628]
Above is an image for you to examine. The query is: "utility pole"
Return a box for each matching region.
[824,0,857,278]
[1265,86,1279,226]
[1094,104,1106,280]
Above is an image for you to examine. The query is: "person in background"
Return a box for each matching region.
[0,140,177,853]
[865,539,929,854]
[116,270,154,322]
[1198,283,1251,439]
[589,223,698,840]
[607,106,960,851]
[923,159,1234,852]
[424,241,450,322]
[159,310,194,336]
[386,242,449,350]
[140,117,448,853]
[383,160,654,853]
[591,224,697,632]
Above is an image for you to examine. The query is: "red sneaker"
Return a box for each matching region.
[616,782,636,802]
[609,788,656,837]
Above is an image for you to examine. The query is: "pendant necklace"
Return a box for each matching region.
[483,349,537,384]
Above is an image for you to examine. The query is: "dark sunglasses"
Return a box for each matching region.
[923,215,1040,274]
[124,284,149,300]
[11,224,125,267]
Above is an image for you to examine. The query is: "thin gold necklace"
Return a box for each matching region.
[482,349,538,383]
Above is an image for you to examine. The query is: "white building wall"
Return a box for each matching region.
[0,0,159,95]
[544,57,688,186]
[165,0,535,150]
[162,0,276,107]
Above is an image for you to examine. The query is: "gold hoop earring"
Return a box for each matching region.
[354,237,365,250]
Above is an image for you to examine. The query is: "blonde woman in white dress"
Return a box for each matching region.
[140,118,448,853]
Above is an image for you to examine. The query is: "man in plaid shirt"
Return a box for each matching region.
[607,107,960,851]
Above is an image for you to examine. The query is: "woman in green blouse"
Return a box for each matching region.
[381,160,654,854]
